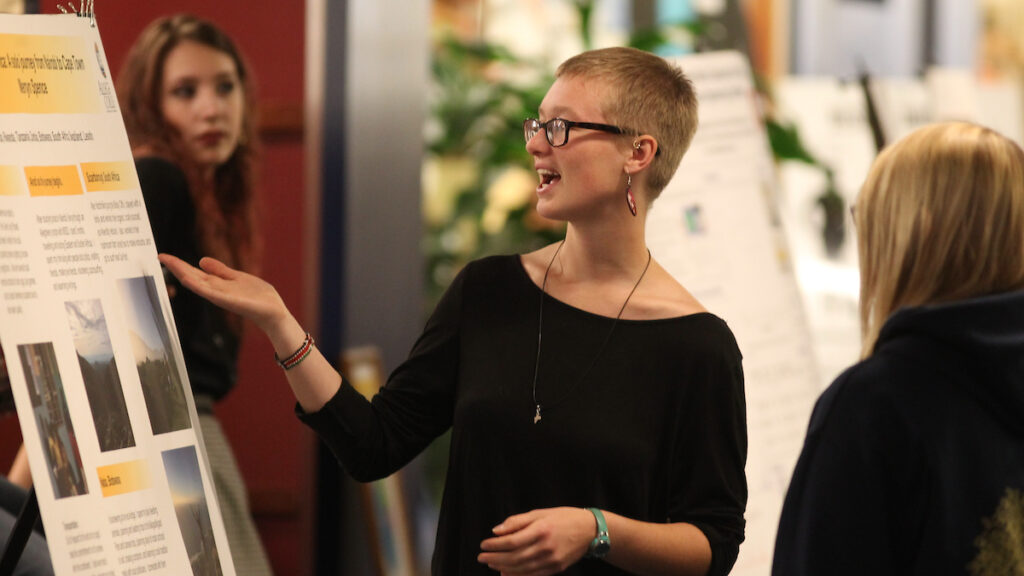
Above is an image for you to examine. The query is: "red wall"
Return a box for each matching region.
[2,4,316,575]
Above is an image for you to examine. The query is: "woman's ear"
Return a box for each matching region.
[626,135,658,173]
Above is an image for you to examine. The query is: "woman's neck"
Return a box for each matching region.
[557,222,649,283]
[200,164,217,185]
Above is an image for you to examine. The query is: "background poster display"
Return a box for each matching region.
[648,51,822,575]
[0,13,235,576]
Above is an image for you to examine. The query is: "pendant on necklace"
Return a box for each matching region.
[533,404,542,424]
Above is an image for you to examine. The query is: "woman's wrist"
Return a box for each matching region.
[263,313,307,358]
[275,332,314,370]
[584,508,611,559]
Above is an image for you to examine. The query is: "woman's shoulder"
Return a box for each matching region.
[634,263,708,319]
[809,352,926,436]
[451,254,530,292]
[135,155,189,196]
[462,253,525,275]
[827,342,940,399]
[135,154,184,175]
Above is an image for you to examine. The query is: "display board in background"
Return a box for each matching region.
[654,49,1024,576]
[772,70,1024,386]
[0,13,236,576]
[648,51,821,575]
[770,77,875,386]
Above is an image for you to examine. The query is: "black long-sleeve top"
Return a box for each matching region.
[136,156,239,401]
[300,255,748,575]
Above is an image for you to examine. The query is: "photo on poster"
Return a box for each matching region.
[162,445,224,576]
[65,299,136,451]
[117,275,191,435]
[17,342,88,499]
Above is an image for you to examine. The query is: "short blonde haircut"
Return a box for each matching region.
[556,47,697,199]
[856,122,1024,357]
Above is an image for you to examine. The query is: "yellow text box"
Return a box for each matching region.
[96,460,150,498]
[24,165,81,196]
[0,33,100,114]
[0,166,26,196]
[81,161,139,192]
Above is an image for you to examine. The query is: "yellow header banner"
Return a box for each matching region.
[0,33,100,114]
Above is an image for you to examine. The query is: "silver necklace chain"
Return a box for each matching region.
[530,241,653,424]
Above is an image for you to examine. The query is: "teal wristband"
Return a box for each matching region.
[585,507,610,559]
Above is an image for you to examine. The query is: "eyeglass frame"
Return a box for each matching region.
[523,117,626,147]
[523,117,661,157]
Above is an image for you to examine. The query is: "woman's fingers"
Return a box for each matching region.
[157,252,189,275]
[479,507,593,575]
[158,253,208,287]
[197,256,238,279]
[158,252,292,333]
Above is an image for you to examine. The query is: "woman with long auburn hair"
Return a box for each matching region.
[116,14,270,575]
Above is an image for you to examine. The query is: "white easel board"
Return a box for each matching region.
[0,13,235,576]
[648,51,821,575]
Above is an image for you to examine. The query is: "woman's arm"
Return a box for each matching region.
[603,513,711,575]
[161,253,460,481]
[479,507,711,576]
[7,443,31,489]
[159,254,340,411]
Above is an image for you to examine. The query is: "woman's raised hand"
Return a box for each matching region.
[158,254,290,334]
[161,253,340,411]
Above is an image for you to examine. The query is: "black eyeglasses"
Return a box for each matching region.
[523,117,625,147]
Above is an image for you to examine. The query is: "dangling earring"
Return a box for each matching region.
[625,171,637,217]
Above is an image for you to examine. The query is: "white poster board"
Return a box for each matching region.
[771,71,1024,387]
[648,51,821,575]
[0,13,235,576]
[771,77,872,385]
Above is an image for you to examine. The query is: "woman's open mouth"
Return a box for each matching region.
[537,169,561,193]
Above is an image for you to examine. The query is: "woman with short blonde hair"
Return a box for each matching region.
[117,15,270,575]
[161,46,748,576]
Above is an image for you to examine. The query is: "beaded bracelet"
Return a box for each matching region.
[275,332,314,370]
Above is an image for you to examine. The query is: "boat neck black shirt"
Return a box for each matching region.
[300,255,748,575]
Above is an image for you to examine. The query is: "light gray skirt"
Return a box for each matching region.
[197,404,274,576]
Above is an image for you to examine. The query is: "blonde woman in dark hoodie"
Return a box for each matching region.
[774,122,1024,575]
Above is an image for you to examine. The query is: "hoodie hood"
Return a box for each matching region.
[877,289,1024,435]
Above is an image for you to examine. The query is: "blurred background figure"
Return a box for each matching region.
[0,476,53,576]
[116,14,272,576]
[1,388,52,576]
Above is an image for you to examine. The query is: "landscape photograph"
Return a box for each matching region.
[17,341,88,499]
[117,275,191,435]
[162,445,224,576]
[65,298,136,451]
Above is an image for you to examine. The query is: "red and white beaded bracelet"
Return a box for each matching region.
[275,332,314,370]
